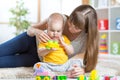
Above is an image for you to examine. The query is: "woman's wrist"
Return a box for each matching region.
[27,27,36,37]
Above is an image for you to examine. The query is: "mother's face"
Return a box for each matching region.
[67,20,81,34]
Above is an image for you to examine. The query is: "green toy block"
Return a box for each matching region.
[45,40,59,49]
[36,76,50,80]
[57,75,67,80]
[111,42,120,55]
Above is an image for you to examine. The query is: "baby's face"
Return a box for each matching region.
[47,22,63,41]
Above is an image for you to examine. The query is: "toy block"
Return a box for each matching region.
[53,75,67,80]
[77,75,86,80]
[110,76,118,80]
[99,33,108,54]
[104,76,110,80]
[98,19,108,30]
[36,76,50,80]
[89,70,100,80]
[111,42,120,55]
[45,40,59,49]
[116,18,120,29]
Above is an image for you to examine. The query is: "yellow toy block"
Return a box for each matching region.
[77,75,86,80]
[36,76,50,80]
[89,70,100,80]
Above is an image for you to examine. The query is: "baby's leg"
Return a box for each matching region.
[33,62,55,78]
[66,59,83,71]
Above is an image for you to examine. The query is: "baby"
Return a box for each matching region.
[33,13,82,77]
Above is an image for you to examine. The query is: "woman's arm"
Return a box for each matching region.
[27,19,51,42]
[27,19,47,37]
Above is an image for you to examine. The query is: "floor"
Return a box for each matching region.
[0,54,120,79]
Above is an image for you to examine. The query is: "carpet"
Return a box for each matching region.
[0,54,120,79]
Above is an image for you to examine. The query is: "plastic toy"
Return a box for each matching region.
[110,76,118,80]
[36,76,50,80]
[116,18,120,29]
[33,63,49,76]
[88,70,100,80]
[77,75,86,80]
[99,33,108,54]
[45,40,59,49]
[98,19,108,30]
[111,42,120,55]
[34,66,119,80]
[104,76,110,80]
[53,75,67,80]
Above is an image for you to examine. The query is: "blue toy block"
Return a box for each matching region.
[116,18,120,30]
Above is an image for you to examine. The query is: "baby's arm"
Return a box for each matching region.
[63,44,74,55]
[59,37,74,55]
[38,48,49,56]
[37,48,55,57]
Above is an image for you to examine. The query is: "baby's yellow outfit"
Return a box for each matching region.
[38,35,70,64]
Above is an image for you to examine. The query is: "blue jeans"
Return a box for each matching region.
[0,32,40,68]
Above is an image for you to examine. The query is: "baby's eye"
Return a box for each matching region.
[50,30,54,32]
[57,31,60,32]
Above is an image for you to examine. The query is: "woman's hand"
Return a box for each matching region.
[35,29,51,43]
[66,64,85,78]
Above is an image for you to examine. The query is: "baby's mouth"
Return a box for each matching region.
[52,36,59,40]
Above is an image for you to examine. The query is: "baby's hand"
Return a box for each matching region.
[50,48,57,51]
[58,36,66,46]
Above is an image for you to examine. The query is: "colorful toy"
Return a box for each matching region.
[53,75,67,80]
[36,76,50,80]
[116,18,120,29]
[77,75,86,80]
[45,40,59,49]
[98,19,108,30]
[104,76,110,80]
[99,33,108,54]
[111,42,120,55]
[88,70,100,80]
[33,63,49,76]
[110,76,118,80]
[34,66,120,80]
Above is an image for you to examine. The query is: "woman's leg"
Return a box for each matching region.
[0,45,40,67]
[0,32,34,56]
[0,32,40,67]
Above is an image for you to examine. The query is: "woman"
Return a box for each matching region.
[27,5,99,77]
[0,5,99,77]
